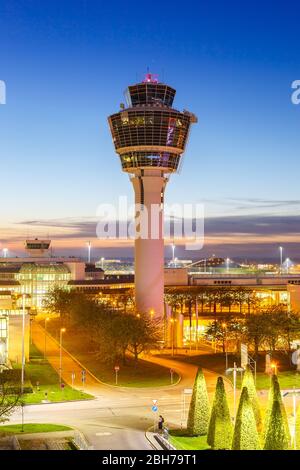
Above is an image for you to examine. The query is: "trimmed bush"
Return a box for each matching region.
[232,387,260,450]
[207,377,233,450]
[187,368,210,436]
[295,398,300,450]
[263,375,290,442]
[264,399,289,450]
[241,365,261,431]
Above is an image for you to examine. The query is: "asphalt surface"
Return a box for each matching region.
[5,323,226,450]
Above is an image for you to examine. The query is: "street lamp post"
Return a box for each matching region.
[222,323,228,371]
[293,389,297,450]
[233,362,237,419]
[87,241,91,263]
[170,318,174,357]
[59,328,66,385]
[279,246,283,274]
[282,387,300,450]
[195,299,199,351]
[14,293,31,395]
[226,362,244,422]
[171,243,175,265]
[21,294,26,395]
[226,258,230,274]
[44,317,50,359]
[21,403,24,433]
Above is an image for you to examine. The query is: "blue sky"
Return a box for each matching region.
[0,0,300,260]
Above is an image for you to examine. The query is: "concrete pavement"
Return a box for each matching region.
[5,324,225,450]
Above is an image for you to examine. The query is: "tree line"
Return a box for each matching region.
[43,287,161,365]
[165,286,280,316]
[205,306,300,356]
[186,366,292,450]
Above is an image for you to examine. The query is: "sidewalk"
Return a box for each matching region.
[31,323,105,397]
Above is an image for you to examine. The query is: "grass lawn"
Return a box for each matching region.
[167,352,300,390]
[13,346,93,404]
[0,423,71,434]
[169,430,210,450]
[46,321,179,387]
[235,370,300,390]
[77,353,179,387]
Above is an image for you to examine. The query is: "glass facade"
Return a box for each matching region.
[17,263,70,308]
[125,83,176,107]
[0,317,7,365]
[110,109,190,151]
[108,80,195,172]
[120,151,180,170]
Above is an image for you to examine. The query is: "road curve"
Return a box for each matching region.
[5,323,225,450]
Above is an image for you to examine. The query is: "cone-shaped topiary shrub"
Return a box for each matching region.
[295,397,300,450]
[263,375,290,443]
[207,377,233,449]
[264,399,290,450]
[232,387,261,450]
[241,365,262,431]
[187,368,210,436]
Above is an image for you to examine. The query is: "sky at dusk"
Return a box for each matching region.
[1,0,300,261]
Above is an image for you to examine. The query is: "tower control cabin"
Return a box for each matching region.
[108,74,197,318]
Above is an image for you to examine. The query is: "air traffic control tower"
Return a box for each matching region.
[108,74,197,318]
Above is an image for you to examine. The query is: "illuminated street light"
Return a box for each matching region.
[59,328,66,384]
[222,323,228,370]
[171,243,175,265]
[150,309,155,319]
[101,257,105,270]
[87,241,91,263]
[279,246,283,274]
[13,293,31,395]
[226,258,230,273]
[226,362,244,421]
[285,257,291,274]
[2,248,8,258]
[271,362,278,376]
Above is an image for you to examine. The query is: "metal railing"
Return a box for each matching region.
[73,430,93,450]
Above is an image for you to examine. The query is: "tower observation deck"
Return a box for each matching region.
[108,73,197,173]
[108,74,197,318]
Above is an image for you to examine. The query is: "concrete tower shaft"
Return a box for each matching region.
[108,74,196,318]
[131,169,167,316]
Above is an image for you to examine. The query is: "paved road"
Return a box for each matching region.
[6,324,226,450]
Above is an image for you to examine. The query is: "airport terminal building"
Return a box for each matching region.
[2,239,300,366]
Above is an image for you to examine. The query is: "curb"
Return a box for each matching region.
[36,323,182,391]
[35,324,108,388]
[154,433,177,450]
[145,426,164,450]
[22,397,96,407]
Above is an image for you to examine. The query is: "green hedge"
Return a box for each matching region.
[207,377,233,450]
[187,368,210,436]
[232,387,260,450]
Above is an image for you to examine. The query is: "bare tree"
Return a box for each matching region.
[0,370,21,423]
